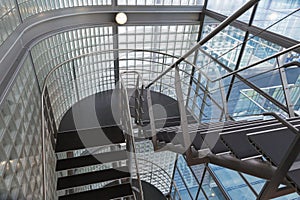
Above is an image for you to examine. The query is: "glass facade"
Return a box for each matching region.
[0,0,21,45]
[0,56,56,199]
[31,26,115,125]
[0,0,299,199]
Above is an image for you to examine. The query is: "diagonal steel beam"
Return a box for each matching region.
[226,2,258,102]
[145,0,260,89]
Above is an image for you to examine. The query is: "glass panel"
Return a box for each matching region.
[241,35,281,68]
[206,0,253,22]
[0,0,21,46]
[253,0,300,41]
[118,24,199,102]
[197,190,207,200]
[174,169,193,200]
[31,26,114,125]
[209,164,256,200]
[201,169,225,200]
[0,56,57,199]
[242,173,265,194]
[176,155,199,199]
[201,16,246,71]
[17,0,112,20]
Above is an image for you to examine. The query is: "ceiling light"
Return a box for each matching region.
[115,12,127,25]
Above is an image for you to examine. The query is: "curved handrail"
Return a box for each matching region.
[119,71,145,200]
[137,158,182,200]
[40,48,223,199]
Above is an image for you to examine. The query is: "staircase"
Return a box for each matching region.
[151,114,300,194]
[55,126,134,200]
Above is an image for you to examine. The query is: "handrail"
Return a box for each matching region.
[121,71,145,125]
[137,158,182,200]
[119,72,145,200]
[213,43,300,82]
[145,0,259,89]
[40,48,225,199]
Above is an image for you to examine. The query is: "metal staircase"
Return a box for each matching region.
[146,110,300,198]
[55,126,133,200]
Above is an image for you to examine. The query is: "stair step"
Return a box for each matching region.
[218,118,300,159]
[221,131,260,159]
[58,183,133,200]
[55,126,125,152]
[248,127,300,190]
[56,150,128,171]
[57,166,130,190]
[248,127,300,167]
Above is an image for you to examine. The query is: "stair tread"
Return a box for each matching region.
[248,128,300,190]
[56,150,128,171]
[58,183,133,200]
[199,133,229,154]
[248,128,300,166]
[220,118,300,159]
[55,126,125,152]
[221,132,260,159]
[57,166,130,190]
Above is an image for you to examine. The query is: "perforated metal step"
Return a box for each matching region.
[58,183,133,200]
[55,126,125,152]
[56,150,128,171]
[248,125,300,191]
[57,166,130,190]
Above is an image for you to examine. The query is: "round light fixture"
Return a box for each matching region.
[115,12,127,25]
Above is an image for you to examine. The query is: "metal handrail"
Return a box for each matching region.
[137,158,182,200]
[40,48,223,199]
[145,0,259,89]
[214,43,300,82]
[121,71,145,126]
[119,72,144,200]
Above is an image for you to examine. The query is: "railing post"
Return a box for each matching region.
[174,66,192,157]
[120,73,144,200]
[277,57,295,117]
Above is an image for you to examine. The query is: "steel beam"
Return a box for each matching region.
[206,154,291,185]
[28,50,42,94]
[146,0,260,89]
[269,186,296,199]
[71,60,80,102]
[239,172,259,197]
[205,9,300,54]
[226,3,258,102]
[113,25,120,84]
[13,0,23,23]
